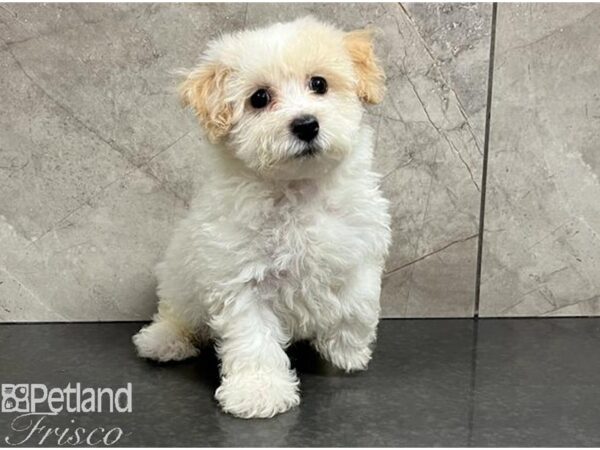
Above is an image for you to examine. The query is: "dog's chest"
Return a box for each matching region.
[258,185,354,283]
[253,193,350,333]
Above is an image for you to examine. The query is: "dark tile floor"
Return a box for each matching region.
[0,319,599,447]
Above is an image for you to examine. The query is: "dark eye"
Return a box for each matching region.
[250,88,271,109]
[309,76,328,95]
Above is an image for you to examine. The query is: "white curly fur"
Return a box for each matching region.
[133,17,391,419]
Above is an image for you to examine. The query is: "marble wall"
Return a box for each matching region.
[0,3,598,321]
[479,4,600,316]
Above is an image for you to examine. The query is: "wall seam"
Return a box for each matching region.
[474,3,499,319]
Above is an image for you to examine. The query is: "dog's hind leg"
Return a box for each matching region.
[133,249,209,362]
[132,302,206,362]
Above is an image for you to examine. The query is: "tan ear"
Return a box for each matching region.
[179,63,232,142]
[343,29,385,104]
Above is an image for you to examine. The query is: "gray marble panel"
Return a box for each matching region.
[480,4,600,316]
[0,4,85,46]
[402,3,493,145]
[0,4,489,320]
[374,4,488,317]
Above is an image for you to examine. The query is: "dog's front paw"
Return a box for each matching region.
[133,320,199,362]
[316,339,372,372]
[215,370,300,419]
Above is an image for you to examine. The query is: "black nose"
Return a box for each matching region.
[290,115,319,142]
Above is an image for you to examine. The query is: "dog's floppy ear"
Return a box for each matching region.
[343,28,385,105]
[179,63,232,142]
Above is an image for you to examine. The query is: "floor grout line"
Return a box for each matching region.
[474,3,498,319]
[467,318,480,445]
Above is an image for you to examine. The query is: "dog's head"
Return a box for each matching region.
[180,17,385,179]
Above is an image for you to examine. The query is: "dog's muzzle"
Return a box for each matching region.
[296,145,320,158]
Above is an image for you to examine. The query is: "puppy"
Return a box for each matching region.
[133,16,391,419]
